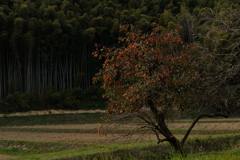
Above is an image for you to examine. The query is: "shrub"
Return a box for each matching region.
[85,86,104,101]
[3,92,30,113]
[0,86,106,113]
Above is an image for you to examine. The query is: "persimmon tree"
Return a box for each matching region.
[92,25,229,156]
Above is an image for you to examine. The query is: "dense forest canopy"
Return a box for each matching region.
[0,0,240,112]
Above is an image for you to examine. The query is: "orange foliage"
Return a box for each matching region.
[93,24,200,116]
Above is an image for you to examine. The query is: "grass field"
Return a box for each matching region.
[0,110,239,159]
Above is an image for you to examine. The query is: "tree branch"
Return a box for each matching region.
[181,112,230,146]
[151,126,168,144]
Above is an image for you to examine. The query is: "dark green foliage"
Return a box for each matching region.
[3,92,30,113]
[0,86,105,113]
[0,0,240,113]
[135,18,150,31]
[85,86,104,101]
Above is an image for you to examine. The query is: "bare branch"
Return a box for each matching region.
[181,112,230,146]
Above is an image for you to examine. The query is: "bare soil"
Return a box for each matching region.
[0,110,239,159]
[0,155,16,159]
[0,121,239,143]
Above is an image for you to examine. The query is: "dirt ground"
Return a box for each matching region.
[0,121,239,143]
[0,155,16,159]
[0,109,239,143]
[0,110,239,159]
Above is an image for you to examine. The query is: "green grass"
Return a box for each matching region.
[3,133,239,160]
[81,134,240,160]
[171,129,240,135]
[1,112,238,126]
[8,140,168,160]
[172,118,240,123]
[0,140,92,156]
[172,150,240,160]
[0,113,105,126]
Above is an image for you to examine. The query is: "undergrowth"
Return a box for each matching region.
[0,134,239,159]
[57,133,240,160]
[0,140,90,156]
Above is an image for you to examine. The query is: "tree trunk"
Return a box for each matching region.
[168,136,185,156]
[148,99,185,156]
[157,114,185,156]
[149,97,230,156]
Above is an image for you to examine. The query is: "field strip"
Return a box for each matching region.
[0,109,106,117]
[0,132,106,143]
[3,121,240,130]
[0,130,203,144]
[0,154,16,160]
[0,131,161,143]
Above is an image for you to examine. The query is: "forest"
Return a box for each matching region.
[0,0,240,113]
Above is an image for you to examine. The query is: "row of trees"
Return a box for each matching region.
[0,0,100,99]
[0,0,240,110]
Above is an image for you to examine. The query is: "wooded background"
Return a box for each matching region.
[0,0,239,112]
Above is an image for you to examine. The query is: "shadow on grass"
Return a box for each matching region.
[57,133,240,160]
[0,140,93,156]
[0,113,105,126]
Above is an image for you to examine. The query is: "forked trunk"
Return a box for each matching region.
[148,100,230,157]
[148,99,185,156]
[157,116,185,156]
